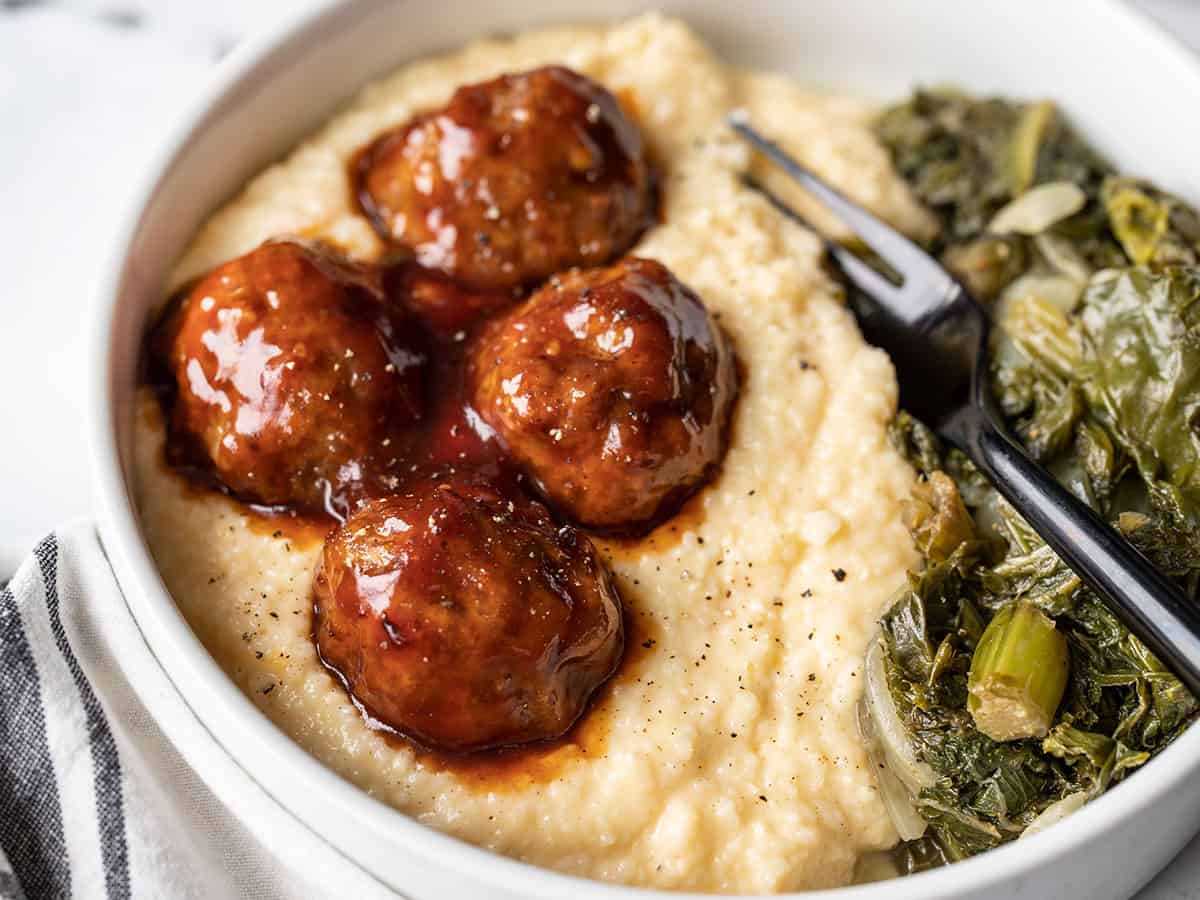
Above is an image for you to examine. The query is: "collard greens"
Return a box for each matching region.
[872,90,1200,872]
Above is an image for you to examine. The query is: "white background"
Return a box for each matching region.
[2,0,1200,895]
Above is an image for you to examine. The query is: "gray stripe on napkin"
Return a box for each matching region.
[0,869,27,900]
[34,537,131,900]
[0,581,70,899]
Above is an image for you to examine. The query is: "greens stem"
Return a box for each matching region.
[968,602,1069,741]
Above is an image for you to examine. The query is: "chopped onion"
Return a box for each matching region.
[857,699,928,840]
[1033,233,1092,285]
[1008,101,1056,196]
[863,637,936,792]
[988,181,1087,235]
[923,800,1002,840]
[877,763,931,842]
[1000,271,1084,313]
[1020,792,1088,839]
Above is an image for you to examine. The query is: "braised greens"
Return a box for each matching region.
[875,90,1111,250]
[869,89,1200,872]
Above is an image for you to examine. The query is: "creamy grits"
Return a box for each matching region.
[135,13,934,893]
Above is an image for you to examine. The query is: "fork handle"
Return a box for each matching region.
[951,409,1200,695]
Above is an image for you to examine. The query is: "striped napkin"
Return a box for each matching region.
[0,523,394,900]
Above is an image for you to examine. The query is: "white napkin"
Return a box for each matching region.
[0,522,397,900]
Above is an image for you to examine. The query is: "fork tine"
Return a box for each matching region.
[745,174,903,301]
[729,116,939,283]
[826,241,906,302]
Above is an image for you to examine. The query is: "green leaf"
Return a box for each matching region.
[889,411,946,479]
[904,471,976,563]
[1079,267,1200,527]
[1103,177,1200,266]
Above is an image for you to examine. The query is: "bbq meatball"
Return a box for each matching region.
[357,65,652,291]
[165,240,425,517]
[471,257,738,531]
[313,477,624,753]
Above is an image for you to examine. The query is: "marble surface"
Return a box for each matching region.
[2,0,1200,895]
[0,0,319,570]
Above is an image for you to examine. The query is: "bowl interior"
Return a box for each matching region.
[92,1,1200,898]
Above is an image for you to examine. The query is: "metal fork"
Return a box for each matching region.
[730,116,1200,694]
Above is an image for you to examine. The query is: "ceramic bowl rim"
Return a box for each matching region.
[87,2,1200,897]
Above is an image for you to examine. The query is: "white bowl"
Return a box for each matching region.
[90,1,1200,898]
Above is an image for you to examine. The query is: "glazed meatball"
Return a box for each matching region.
[357,65,652,291]
[165,240,425,517]
[313,477,624,753]
[471,257,738,531]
